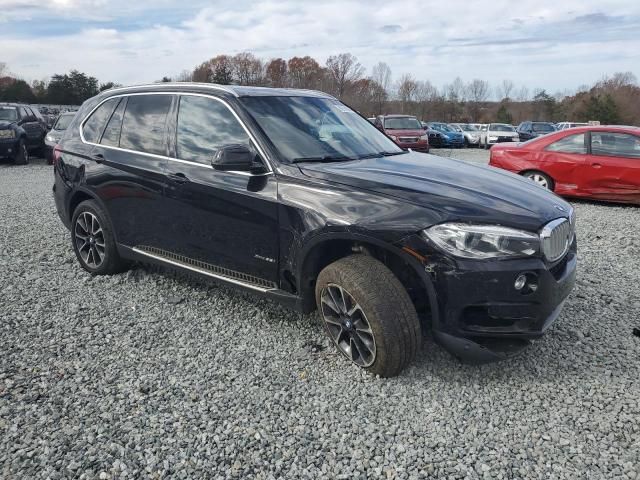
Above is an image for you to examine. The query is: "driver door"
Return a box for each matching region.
[162,94,279,284]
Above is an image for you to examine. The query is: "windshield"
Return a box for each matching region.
[459,124,477,132]
[489,124,515,132]
[0,107,18,122]
[533,123,555,132]
[432,123,454,132]
[384,117,422,130]
[53,114,74,130]
[241,96,403,163]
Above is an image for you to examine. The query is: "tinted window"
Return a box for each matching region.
[101,98,126,147]
[176,95,250,164]
[120,95,172,156]
[546,133,586,154]
[18,107,28,118]
[591,132,640,159]
[533,123,555,133]
[83,98,119,144]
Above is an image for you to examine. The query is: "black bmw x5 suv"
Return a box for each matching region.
[53,83,577,377]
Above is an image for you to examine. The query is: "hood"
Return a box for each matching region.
[384,128,425,136]
[297,152,572,231]
[488,130,519,136]
[0,120,16,129]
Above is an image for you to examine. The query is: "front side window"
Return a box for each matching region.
[176,95,250,164]
[82,98,119,144]
[240,96,401,163]
[591,132,640,159]
[546,133,586,154]
[120,95,173,156]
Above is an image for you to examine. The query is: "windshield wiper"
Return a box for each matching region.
[357,150,408,159]
[291,155,355,163]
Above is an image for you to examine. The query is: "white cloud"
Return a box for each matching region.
[2,0,639,93]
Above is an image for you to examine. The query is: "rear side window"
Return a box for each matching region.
[176,95,250,164]
[83,98,119,144]
[120,95,172,156]
[591,132,640,159]
[546,133,586,154]
[101,98,126,147]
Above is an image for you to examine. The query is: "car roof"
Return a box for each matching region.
[103,82,336,100]
[381,114,416,118]
[559,125,640,133]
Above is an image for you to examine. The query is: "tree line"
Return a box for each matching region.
[1,56,638,125]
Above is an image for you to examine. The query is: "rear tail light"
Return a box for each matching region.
[52,144,62,166]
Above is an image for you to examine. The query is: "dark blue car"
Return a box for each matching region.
[427,122,466,148]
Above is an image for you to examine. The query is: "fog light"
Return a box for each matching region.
[514,274,527,290]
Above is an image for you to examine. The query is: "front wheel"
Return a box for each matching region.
[315,255,421,377]
[13,139,29,165]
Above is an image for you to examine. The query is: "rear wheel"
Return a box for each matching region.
[13,139,29,165]
[71,200,130,275]
[315,255,421,377]
[522,171,554,190]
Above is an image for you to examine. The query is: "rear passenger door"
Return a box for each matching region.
[83,94,174,249]
[162,94,279,285]
[585,131,640,201]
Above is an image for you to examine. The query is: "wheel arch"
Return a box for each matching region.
[519,169,555,190]
[295,233,439,328]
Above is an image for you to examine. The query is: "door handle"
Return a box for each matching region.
[93,153,105,164]
[168,172,189,184]
[591,163,602,169]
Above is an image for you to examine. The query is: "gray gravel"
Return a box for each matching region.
[1,155,639,479]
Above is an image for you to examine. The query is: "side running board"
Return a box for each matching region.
[132,245,278,292]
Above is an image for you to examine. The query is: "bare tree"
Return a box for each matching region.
[0,62,6,77]
[175,69,193,82]
[232,52,264,86]
[414,80,437,120]
[325,53,364,99]
[466,79,490,121]
[371,62,392,96]
[496,79,515,100]
[396,73,418,113]
[447,77,466,102]
[515,85,530,102]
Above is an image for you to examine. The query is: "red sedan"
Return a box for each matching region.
[489,125,640,204]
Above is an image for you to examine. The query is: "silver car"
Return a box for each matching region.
[44,112,76,164]
[449,123,481,147]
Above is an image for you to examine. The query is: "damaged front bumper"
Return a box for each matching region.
[401,236,577,363]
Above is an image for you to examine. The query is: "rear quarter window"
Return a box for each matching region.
[82,98,120,144]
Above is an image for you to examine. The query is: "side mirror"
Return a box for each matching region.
[212,144,257,172]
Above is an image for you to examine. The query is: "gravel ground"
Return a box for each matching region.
[1,155,639,479]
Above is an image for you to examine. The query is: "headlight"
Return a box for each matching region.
[419,134,429,141]
[0,130,16,139]
[489,136,498,140]
[470,134,479,140]
[389,135,397,141]
[423,223,540,259]
[46,134,57,142]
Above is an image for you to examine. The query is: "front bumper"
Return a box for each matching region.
[396,140,429,152]
[0,138,19,158]
[401,235,577,363]
[487,136,519,145]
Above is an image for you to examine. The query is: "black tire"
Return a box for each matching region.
[71,200,130,275]
[315,255,421,377]
[13,139,29,165]
[521,170,555,191]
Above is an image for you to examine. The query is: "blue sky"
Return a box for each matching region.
[1,0,639,97]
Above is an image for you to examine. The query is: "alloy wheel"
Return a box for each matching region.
[526,173,550,189]
[74,212,106,268]
[320,283,376,367]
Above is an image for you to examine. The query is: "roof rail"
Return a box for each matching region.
[105,82,238,97]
